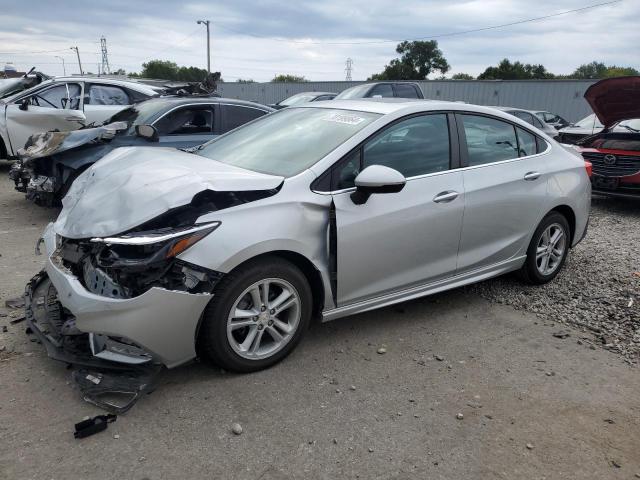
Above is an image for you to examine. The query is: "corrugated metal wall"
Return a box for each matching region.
[217,80,598,122]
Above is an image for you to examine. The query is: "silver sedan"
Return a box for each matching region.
[30,99,591,376]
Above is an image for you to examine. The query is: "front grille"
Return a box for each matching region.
[582,152,640,177]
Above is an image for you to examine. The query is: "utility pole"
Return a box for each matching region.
[345,58,353,81]
[55,56,66,75]
[197,19,211,73]
[70,46,83,75]
[100,36,111,75]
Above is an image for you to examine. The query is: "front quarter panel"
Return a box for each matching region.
[177,170,335,308]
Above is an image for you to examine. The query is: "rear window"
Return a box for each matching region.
[394,84,420,99]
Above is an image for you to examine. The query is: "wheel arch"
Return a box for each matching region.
[547,204,576,245]
[220,250,326,318]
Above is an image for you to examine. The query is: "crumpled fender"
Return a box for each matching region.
[18,121,128,161]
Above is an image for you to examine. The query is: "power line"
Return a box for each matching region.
[214,0,622,45]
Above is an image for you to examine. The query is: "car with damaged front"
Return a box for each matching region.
[573,76,640,198]
[9,97,274,206]
[0,76,162,161]
[26,99,590,412]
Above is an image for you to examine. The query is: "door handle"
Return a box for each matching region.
[433,191,459,203]
[524,171,541,181]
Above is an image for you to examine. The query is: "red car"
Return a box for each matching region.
[575,76,640,198]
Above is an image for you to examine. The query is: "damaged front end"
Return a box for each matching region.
[26,272,162,414]
[26,221,223,412]
[10,122,129,206]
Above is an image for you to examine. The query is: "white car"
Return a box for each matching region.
[0,77,161,159]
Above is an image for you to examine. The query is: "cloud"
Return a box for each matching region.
[0,0,637,80]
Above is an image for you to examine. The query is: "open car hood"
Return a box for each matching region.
[19,122,129,161]
[54,146,284,239]
[584,76,640,128]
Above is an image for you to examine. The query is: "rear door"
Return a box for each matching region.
[456,113,550,273]
[5,82,86,155]
[83,83,132,125]
[331,112,465,305]
[153,104,218,148]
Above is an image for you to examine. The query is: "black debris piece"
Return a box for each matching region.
[74,414,117,439]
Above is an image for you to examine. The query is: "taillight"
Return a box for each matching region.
[584,161,592,177]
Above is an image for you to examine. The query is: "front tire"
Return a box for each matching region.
[198,257,312,373]
[519,212,570,285]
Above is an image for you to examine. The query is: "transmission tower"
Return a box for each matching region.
[345,58,353,81]
[100,36,111,75]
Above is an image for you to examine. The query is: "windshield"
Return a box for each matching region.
[335,84,371,100]
[0,79,26,99]
[279,93,317,107]
[574,114,604,129]
[197,107,380,177]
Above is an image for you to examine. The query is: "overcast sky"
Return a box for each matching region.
[0,0,638,81]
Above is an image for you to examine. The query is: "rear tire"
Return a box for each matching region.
[198,257,312,373]
[519,212,570,285]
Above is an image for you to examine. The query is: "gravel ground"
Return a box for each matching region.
[468,196,640,364]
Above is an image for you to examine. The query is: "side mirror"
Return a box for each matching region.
[135,124,159,142]
[19,98,29,111]
[351,165,406,205]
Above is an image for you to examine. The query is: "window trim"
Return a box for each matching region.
[454,111,550,169]
[17,81,83,110]
[312,111,459,194]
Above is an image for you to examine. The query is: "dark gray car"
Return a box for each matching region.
[10,96,273,206]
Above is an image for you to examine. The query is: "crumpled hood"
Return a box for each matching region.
[54,146,284,238]
[584,76,640,128]
[18,121,128,161]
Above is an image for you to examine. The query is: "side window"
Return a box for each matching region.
[368,84,394,98]
[394,84,420,99]
[154,106,214,135]
[223,105,266,132]
[461,114,519,166]
[531,115,545,129]
[363,114,450,178]
[516,127,537,157]
[86,84,130,105]
[511,110,534,125]
[25,83,81,109]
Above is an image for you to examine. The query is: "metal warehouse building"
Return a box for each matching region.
[217,79,599,123]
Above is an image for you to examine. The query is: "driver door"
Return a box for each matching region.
[6,82,86,155]
[331,113,465,306]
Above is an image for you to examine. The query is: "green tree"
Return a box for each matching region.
[236,78,256,83]
[271,74,307,82]
[569,61,607,79]
[451,73,474,80]
[369,40,450,80]
[140,60,179,80]
[478,59,555,80]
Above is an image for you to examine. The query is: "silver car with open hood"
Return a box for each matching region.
[27,99,591,385]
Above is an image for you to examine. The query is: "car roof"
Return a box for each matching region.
[299,98,548,121]
[138,96,274,110]
[288,91,336,96]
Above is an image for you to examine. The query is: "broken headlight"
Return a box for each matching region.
[76,222,222,297]
[89,222,220,265]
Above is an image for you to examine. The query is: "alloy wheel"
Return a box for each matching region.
[226,278,301,360]
[535,223,566,276]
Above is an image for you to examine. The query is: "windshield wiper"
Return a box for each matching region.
[620,124,640,133]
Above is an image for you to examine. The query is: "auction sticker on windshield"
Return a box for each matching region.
[323,112,367,125]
